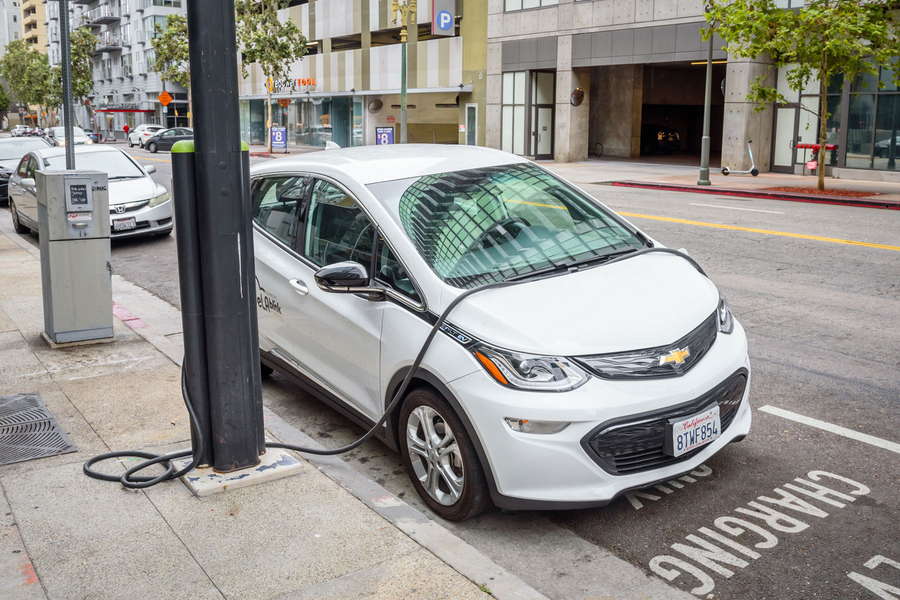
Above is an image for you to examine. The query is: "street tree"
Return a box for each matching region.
[49,27,97,128]
[235,0,307,152]
[706,0,900,191]
[22,53,52,127]
[0,84,10,130]
[0,40,44,122]
[151,14,191,127]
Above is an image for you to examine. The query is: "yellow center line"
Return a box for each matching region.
[137,156,171,163]
[617,212,900,252]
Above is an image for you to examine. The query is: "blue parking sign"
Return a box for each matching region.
[271,126,287,150]
[376,127,394,145]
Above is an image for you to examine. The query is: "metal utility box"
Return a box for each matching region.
[37,170,113,344]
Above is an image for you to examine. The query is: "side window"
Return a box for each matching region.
[304,179,374,268]
[375,238,421,303]
[24,157,36,179]
[162,130,175,137]
[16,157,29,177]
[251,176,308,248]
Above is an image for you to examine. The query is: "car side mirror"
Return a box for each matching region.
[143,165,156,174]
[21,178,35,187]
[314,261,371,292]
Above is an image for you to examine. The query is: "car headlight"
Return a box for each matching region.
[717,292,734,334]
[472,344,588,392]
[148,191,170,207]
[85,139,93,144]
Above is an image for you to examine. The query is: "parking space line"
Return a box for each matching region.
[617,212,900,252]
[690,203,784,214]
[759,405,900,454]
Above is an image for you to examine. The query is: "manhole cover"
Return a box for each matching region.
[0,393,76,465]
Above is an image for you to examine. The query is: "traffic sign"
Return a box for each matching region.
[158,91,173,106]
[376,127,393,145]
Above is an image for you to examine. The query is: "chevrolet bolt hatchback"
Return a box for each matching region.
[251,145,751,521]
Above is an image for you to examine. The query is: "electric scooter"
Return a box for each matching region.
[722,139,759,177]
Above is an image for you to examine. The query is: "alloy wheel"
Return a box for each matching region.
[405,405,464,506]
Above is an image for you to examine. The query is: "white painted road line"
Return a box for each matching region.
[690,203,785,214]
[759,405,900,455]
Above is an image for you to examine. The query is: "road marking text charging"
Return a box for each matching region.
[617,212,900,252]
[626,464,712,510]
[760,405,900,455]
[849,555,900,598]
[648,470,870,596]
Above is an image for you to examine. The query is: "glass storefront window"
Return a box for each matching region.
[501,72,526,155]
[873,95,900,170]
[845,94,875,169]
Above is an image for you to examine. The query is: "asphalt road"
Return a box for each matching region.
[6,148,899,599]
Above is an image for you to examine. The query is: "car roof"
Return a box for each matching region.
[0,137,50,144]
[30,145,126,159]
[252,144,529,185]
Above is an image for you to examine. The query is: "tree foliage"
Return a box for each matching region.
[152,13,190,89]
[49,27,96,109]
[235,0,307,151]
[705,0,900,189]
[0,40,51,108]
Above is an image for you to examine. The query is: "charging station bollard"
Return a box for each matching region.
[171,0,264,473]
[37,170,113,345]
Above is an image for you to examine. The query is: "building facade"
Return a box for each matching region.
[238,0,487,150]
[21,0,45,50]
[47,0,187,136]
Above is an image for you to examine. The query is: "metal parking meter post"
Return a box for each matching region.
[57,0,75,170]
[698,31,714,186]
[180,0,264,472]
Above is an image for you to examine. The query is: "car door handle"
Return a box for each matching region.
[289,279,309,295]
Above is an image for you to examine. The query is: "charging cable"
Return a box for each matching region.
[83,247,701,489]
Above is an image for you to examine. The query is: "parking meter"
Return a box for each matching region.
[36,170,114,345]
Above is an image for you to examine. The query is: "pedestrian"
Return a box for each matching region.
[123,124,129,143]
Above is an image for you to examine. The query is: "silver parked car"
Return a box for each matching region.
[8,146,173,238]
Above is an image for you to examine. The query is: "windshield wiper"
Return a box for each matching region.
[503,247,639,283]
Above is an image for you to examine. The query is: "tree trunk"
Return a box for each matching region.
[817,56,828,192]
[266,84,272,154]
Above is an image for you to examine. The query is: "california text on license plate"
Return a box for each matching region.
[664,404,721,457]
[113,217,136,231]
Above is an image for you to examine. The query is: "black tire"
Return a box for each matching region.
[399,387,491,521]
[128,139,134,148]
[722,168,730,176]
[750,168,759,177]
[10,200,30,234]
[147,142,158,153]
[139,140,144,148]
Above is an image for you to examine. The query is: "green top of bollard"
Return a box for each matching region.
[171,141,250,153]
[171,140,195,153]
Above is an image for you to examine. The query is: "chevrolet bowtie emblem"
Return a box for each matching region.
[660,347,690,366]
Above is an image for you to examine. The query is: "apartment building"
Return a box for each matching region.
[21,0,45,50]
[47,0,187,136]
[239,0,487,149]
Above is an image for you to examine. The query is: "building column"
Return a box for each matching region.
[722,55,775,172]
[555,67,590,163]
[486,41,503,150]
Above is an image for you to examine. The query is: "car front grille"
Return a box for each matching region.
[581,369,748,476]
[110,200,149,215]
[575,313,718,379]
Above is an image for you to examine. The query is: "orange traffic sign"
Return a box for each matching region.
[158,91,173,106]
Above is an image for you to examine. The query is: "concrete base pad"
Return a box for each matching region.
[40,331,115,349]
[174,447,303,497]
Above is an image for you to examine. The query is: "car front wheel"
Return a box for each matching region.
[399,387,491,521]
[147,142,158,153]
[10,200,30,234]
[128,138,134,148]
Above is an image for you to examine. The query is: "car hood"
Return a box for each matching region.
[445,252,720,356]
[109,176,162,205]
[0,159,19,170]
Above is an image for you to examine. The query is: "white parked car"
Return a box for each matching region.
[128,124,165,148]
[251,145,751,521]
[10,125,28,137]
[47,126,91,146]
[8,145,173,238]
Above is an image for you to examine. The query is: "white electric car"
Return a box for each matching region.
[252,145,751,521]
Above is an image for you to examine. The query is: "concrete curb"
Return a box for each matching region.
[610,180,900,210]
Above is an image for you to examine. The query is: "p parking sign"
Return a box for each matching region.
[431,0,456,36]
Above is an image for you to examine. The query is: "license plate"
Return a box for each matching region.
[664,404,721,457]
[113,217,136,231]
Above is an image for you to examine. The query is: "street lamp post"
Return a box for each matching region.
[392,0,416,144]
[57,0,75,169]
[698,31,714,186]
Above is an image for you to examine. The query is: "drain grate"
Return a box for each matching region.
[0,393,76,465]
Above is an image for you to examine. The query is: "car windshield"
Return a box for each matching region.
[0,139,47,160]
[42,151,144,179]
[368,163,645,289]
[50,127,86,137]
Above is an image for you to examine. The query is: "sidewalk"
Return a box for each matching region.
[0,224,541,599]
[545,157,900,209]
